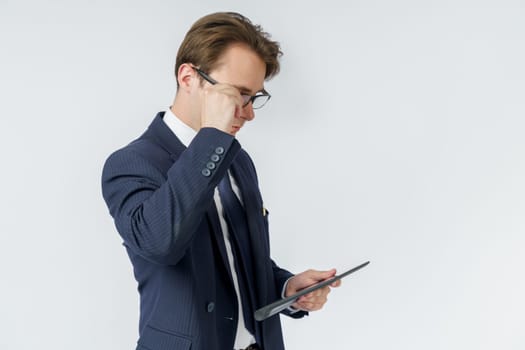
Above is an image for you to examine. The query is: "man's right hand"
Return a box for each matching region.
[200,83,244,136]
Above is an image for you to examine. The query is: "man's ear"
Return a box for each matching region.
[177,63,195,92]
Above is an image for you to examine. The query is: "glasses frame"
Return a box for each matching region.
[192,66,271,110]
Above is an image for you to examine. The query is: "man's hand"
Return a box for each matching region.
[200,83,244,135]
[285,269,342,312]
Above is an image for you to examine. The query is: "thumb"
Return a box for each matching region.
[315,268,337,281]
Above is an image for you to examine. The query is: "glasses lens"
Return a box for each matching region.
[251,95,270,109]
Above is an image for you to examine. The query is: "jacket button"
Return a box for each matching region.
[206,161,216,170]
[206,302,215,313]
[211,154,220,162]
[215,146,225,155]
[201,168,211,177]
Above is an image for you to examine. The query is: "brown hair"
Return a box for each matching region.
[175,12,282,86]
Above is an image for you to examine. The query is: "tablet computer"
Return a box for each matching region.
[254,261,370,321]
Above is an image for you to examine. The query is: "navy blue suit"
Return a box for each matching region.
[102,112,306,350]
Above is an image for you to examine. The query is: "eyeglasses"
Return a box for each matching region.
[192,66,271,109]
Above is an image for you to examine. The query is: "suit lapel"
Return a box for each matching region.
[145,112,187,156]
[230,158,272,308]
[206,204,235,286]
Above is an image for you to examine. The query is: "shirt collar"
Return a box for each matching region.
[162,107,197,147]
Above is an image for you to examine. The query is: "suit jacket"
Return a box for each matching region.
[101,112,306,350]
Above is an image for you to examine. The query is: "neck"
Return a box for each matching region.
[170,96,200,131]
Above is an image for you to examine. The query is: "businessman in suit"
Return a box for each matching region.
[102,12,340,350]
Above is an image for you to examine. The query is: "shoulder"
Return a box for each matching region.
[103,134,173,180]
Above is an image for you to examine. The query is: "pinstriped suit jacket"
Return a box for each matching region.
[102,113,306,350]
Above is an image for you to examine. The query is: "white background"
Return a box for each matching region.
[1,1,524,349]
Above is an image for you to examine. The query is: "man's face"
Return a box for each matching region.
[201,43,267,133]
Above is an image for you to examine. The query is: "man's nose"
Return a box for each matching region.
[240,102,255,121]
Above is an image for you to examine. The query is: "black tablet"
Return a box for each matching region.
[254,261,370,321]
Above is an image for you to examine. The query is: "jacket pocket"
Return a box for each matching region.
[137,325,192,350]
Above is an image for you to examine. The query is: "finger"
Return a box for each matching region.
[331,279,342,288]
[301,286,331,305]
[297,301,315,310]
[214,84,244,103]
[205,84,243,103]
[298,298,326,311]
[300,292,328,304]
[315,268,337,281]
[315,286,331,296]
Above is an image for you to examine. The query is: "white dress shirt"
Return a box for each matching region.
[163,108,256,349]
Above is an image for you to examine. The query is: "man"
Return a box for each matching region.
[102,12,340,350]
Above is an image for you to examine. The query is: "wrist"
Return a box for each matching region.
[200,121,231,134]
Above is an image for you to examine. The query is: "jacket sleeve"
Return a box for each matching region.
[101,128,240,265]
[271,261,309,319]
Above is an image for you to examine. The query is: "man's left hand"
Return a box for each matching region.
[285,269,342,312]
